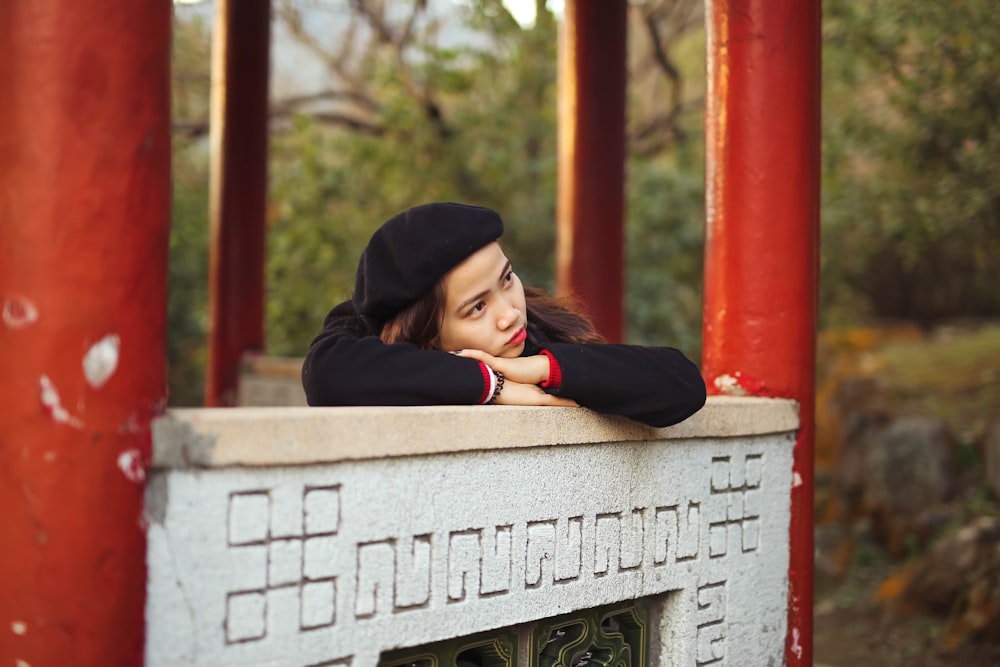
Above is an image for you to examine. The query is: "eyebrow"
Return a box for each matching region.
[455,260,512,314]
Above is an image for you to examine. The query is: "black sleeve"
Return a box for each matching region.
[302,301,488,406]
[542,343,707,428]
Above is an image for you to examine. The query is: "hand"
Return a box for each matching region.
[453,349,549,385]
[492,379,579,407]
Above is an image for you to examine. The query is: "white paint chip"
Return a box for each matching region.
[713,373,748,396]
[2,295,39,329]
[118,449,146,484]
[16,660,31,667]
[39,375,83,429]
[790,626,803,659]
[83,334,120,389]
[792,471,803,488]
[11,621,27,635]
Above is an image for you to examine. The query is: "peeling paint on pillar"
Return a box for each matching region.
[0,2,171,666]
[83,334,121,389]
[38,375,85,429]
[2,296,40,329]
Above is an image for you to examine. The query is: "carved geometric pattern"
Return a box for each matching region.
[708,454,764,558]
[532,600,649,666]
[378,629,517,667]
[224,485,342,643]
[695,581,727,666]
[377,601,647,667]
[653,502,701,564]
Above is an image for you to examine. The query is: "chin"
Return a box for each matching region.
[498,343,525,359]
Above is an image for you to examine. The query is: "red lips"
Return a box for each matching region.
[508,327,527,346]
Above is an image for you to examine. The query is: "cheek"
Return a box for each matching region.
[514,281,527,317]
[440,317,478,351]
[440,318,499,353]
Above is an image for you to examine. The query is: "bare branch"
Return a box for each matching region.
[172,101,386,142]
[348,0,454,141]
[271,89,380,114]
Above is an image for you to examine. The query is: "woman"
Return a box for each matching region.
[302,202,706,427]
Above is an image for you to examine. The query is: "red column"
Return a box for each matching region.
[556,0,627,342]
[0,2,171,665]
[702,1,820,664]
[205,0,271,406]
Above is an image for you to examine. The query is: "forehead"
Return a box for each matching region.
[441,242,508,302]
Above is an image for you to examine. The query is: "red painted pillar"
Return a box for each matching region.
[556,0,627,342]
[0,2,171,665]
[702,1,820,664]
[205,0,271,406]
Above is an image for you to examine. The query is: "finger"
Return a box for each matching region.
[453,348,495,364]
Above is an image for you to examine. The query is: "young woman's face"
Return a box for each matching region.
[438,242,527,358]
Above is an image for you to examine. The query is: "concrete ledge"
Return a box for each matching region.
[152,396,798,469]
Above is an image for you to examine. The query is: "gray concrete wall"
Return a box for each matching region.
[146,398,797,666]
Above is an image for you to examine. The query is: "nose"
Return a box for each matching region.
[496,298,521,331]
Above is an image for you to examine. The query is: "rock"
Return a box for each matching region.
[831,381,891,522]
[898,515,1000,645]
[862,416,956,557]
[815,522,855,579]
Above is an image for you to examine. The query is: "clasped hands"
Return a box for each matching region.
[453,349,578,408]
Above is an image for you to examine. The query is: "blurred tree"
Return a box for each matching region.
[625,0,706,358]
[823,0,1000,324]
[168,10,212,405]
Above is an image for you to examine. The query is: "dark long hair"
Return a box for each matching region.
[380,284,604,348]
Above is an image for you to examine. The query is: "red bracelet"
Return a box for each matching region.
[539,349,562,389]
[476,361,493,404]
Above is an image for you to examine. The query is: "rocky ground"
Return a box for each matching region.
[814,543,1000,666]
[812,324,1000,666]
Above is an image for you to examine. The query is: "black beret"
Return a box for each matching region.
[352,202,504,323]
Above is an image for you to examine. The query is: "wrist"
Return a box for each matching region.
[489,368,505,404]
[538,349,562,389]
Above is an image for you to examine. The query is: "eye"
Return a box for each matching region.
[503,270,514,285]
[470,301,487,315]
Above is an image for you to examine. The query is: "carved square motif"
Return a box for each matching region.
[708,522,728,558]
[304,536,339,580]
[269,538,303,588]
[742,518,761,552]
[226,591,266,643]
[697,581,727,624]
[696,623,726,665]
[304,486,341,536]
[743,488,762,519]
[727,493,744,522]
[745,454,763,488]
[229,491,270,546]
[711,457,731,492]
[301,578,337,630]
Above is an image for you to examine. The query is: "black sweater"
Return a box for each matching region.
[302,300,707,427]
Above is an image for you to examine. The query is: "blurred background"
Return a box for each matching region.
[169,1,1000,663]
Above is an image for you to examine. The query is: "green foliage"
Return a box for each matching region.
[822,0,1000,324]
[167,10,212,406]
[625,159,704,359]
[167,146,209,406]
[879,324,1000,445]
